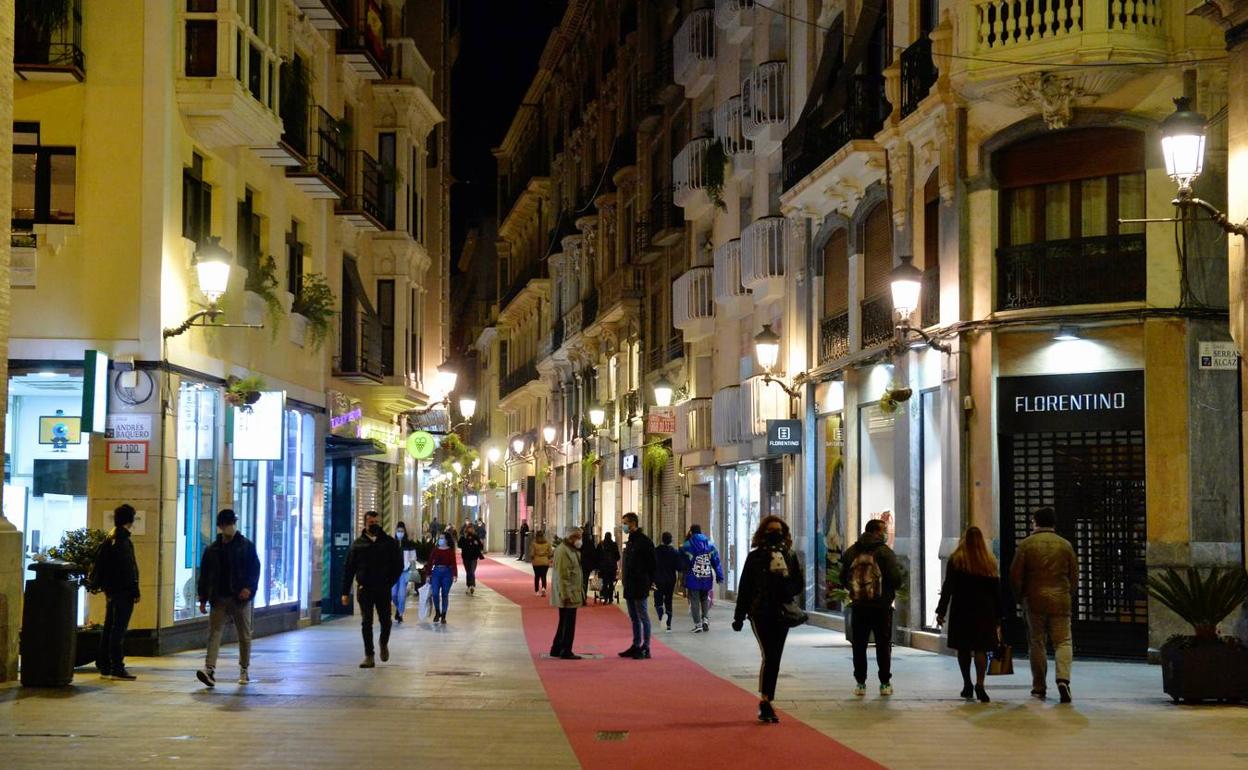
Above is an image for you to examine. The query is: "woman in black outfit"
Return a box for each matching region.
[732,515,804,723]
[458,525,485,596]
[597,532,620,603]
[935,526,1003,703]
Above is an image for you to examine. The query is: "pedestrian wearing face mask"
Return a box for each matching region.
[342,511,405,668]
[393,522,417,623]
[196,509,261,687]
[423,531,458,623]
[550,527,585,659]
[733,516,804,724]
[458,524,484,595]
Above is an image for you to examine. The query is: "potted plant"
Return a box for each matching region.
[243,254,283,335]
[701,138,728,211]
[224,374,266,411]
[291,272,335,349]
[45,527,109,667]
[878,383,913,414]
[1148,566,1248,703]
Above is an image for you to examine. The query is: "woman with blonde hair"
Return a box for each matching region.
[935,526,1003,702]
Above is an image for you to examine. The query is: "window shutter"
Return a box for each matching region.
[861,204,892,300]
[823,229,849,315]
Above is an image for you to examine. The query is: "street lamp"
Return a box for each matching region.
[753,324,799,400]
[889,255,950,353]
[543,423,557,444]
[588,406,606,429]
[652,376,675,408]
[164,237,259,338]
[1158,96,1248,237]
[511,436,527,456]
[435,365,458,398]
[486,446,501,464]
[458,396,477,421]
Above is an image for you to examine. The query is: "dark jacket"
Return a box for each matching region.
[621,529,657,600]
[196,533,261,604]
[458,534,484,561]
[343,531,404,593]
[734,546,804,623]
[839,533,902,608]
[597,538,620,579]
[654,544,683,588]
[93,526,139,598]
[935,566,1003,651]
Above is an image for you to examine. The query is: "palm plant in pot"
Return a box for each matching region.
[45,527,109,667]
[1147,566,1248,703]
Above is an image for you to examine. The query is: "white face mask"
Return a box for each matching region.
[438,537,447,548]
[396,530,405,538]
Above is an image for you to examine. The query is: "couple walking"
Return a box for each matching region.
[549,513,657,660]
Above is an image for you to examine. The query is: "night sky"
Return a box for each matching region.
[450,0,566,261]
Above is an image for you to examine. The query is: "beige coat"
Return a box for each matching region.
[531,540,553,567]
[551,541,584,608]
[1009,530,1078,615]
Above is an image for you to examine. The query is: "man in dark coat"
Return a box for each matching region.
[341,511,404,668]
[93,504,140,680]
[839,519,903,696]
[195,509,261,687]
[618,513,657,659]
[653,532,683,632]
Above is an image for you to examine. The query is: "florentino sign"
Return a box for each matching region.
[998,371,1144,434]
[1013,392,1127,413]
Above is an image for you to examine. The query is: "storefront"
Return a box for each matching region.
[720,459,782,596]
[174,379,222,622]
[814,381,846,612]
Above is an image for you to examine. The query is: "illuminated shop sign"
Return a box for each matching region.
[998,371,1144,433]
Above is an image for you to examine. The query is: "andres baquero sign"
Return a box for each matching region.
[997,370,1144,433]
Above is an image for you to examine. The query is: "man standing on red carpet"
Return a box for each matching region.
[618,513,657,660]
[550,527,585,660]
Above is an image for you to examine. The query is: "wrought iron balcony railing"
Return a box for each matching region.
[996,233,1146,311]
[899,36,937,119]
[782,74,888,191]
[861,293,894,349]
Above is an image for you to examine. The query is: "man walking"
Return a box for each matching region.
[93,504,140,680]
[550,527,585,660]
[681,525,723,632]
[653,532,682,632]
[840,519,902,697]
[342,511,404,668]
[1010,506,1078,703]
[196,509,261,687]
[618,513,657,659]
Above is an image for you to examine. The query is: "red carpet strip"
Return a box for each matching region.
[475,557,884,770]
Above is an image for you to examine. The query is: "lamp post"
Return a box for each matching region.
[890,255,951,353]
[1158,96,1248,237]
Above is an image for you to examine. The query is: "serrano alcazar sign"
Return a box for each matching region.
[997,370,1144,433]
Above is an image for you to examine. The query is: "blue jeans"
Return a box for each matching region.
[431,565,453,615]
[627,597,652,649]
[392,569,410,617]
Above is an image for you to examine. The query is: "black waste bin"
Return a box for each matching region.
[20,560,79,687]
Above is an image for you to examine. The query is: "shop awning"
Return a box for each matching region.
[325,435,387,459]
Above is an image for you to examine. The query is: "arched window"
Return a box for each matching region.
[822,228,848,318]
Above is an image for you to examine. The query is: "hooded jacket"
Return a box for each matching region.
[681,533,724,592]
[839,532,902,609]
[654,544,683,587]
[196,532,261,604]
[93,526,139,598]
[1009,529,1078,615]
[343,529,404,593]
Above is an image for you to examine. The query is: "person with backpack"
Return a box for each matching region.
[732,515,804,724]
[195,509,262,687]
[93,504,141,680]
[936,526,1003,703]
[681,524,724,632]
[653,531,683,632]
[839,518,902,696]
[1009,506,1078,703]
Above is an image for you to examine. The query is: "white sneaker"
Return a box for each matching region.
[879,683,893,697]
[692,626,704,633]
[238,668,250,685]
[853,683,866,697]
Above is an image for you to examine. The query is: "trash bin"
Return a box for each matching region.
[20,560,79,687]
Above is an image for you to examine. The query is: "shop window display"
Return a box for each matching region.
[175,381,220,622]
[921,389,943,628]
[858,403,895,541]
[816,413,846,611]
[723,463,761,593]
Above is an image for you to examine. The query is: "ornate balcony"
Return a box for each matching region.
[714,96,753,179]
[674,398,714,455]
[336,150,386,230]
[860,294,895,349]
[599,265,644,322]
[500,361,540,400]
[294,0,347,30]
[334,308,385,384]
[713,239,752,319]
[742,61,788,155]
[899,36,937,119]
[820,311,850,363]
[714,0,755,44]
[337,0,389,79]
[742,375,789,440]
[712,386,744,446]
[286,105,348,198]
[740,216,787,304]
[673,267,715,344]
[15,0,84,81]
[996,233,1145,311]
[782,74,887,192]
[673,137,715,219]
[673,9,716,98]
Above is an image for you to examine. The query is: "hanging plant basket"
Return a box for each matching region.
[225,375,266,411]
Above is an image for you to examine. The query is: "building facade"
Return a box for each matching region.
[7,0,452,653]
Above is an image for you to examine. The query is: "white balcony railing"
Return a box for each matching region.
[742,375,789,440]
[742,61,788,154]
[714,96,753,178]
[740,215,787,304]
[713,386,744,445]
[674,397,714,455]
[673,136,715,216]
[714,0,755,44]
[673,267,715,343]
[965,0,1166,71]
[673,9,716,98]
[713,239,752,319]
[385,38,434,94]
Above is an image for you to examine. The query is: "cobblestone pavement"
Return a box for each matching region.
[1,558,1245,770]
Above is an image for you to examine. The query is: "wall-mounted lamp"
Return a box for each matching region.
[543,423,558,444]
[164,238,261,338]
[652,376,675,408]
[1054,325,1080,341]
[890,255,951,353]
[753,324,800,400]
[486,446,502,464]
[1160,96,1247,237]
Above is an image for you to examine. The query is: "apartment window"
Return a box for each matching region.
[182,153,212,247]
[408,288,422,383]
[237,190,262,273]
[860,204,892,300]
[410,144,425,243]
[378,280,395,376]
[822,229,849,317]
[286,222,304,296]
[379,133,397,230]
[12,136,76,231]
[427,126,439,168]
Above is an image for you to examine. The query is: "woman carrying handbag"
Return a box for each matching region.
[732,515,805,724]
[935,526,1004,703]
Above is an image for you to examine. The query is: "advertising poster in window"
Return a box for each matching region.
[232,392,286,461]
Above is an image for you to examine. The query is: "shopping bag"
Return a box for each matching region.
[588,575,603,593]
[416,583,433,622]
[987,641,1014,676]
